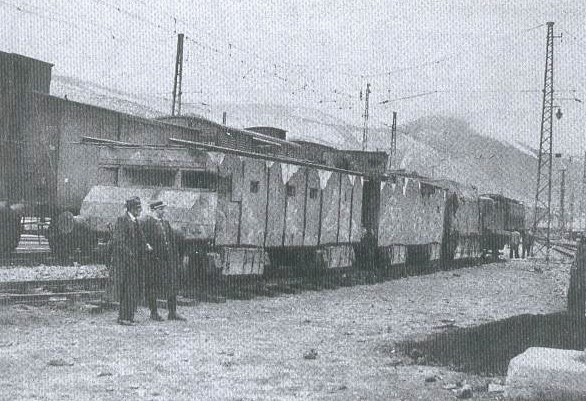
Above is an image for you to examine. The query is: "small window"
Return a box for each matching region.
[286,184,296,197]
[98,167,118,185]
[125,168,175,187]
[182,170,217,190]
[250,180,259,193]
[420,183,436,197]
[309,188,318,199]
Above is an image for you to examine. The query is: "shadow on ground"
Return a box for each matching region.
[397,312,586,376]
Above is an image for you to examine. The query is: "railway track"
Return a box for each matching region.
[1,235,107,267]
[0,252,103,268]
[534,239,578,258]
[552,244,577,258]
[0,277,109,306]
[0,247,500,307]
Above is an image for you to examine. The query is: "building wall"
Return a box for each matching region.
[0,53,52,202]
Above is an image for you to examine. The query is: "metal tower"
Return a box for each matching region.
[362,83,371,151]
[390,111,397,169]
[532,22,559,261]
[171,33,184,116]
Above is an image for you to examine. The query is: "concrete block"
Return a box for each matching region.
[505,347,586,400]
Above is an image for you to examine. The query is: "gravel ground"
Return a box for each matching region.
[0,258,573,401]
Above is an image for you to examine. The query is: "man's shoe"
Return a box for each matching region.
[168,314,187,321]
[118,319,136,326]
[150,312,164,321]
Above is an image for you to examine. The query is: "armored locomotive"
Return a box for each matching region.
[0,51,526,278]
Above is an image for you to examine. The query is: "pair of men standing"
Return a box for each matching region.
[110,196,186,325]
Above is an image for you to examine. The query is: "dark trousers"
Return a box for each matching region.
[522,244,532,258]
[148,293,177,316]
[509,245,519,259]
[119,275,138,322]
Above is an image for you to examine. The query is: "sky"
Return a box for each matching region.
[2,0,586,155]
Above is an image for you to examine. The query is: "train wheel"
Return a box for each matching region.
[0,212,22,254]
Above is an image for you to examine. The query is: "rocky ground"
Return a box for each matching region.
[0,257,573,401]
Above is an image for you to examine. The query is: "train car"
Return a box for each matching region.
[0,52,53,252]
[479,194,526,256]
[0,51,387,279]
[1,51,529,280]
[363,174,446,273]
[439,180,482,263]
[74,138,370,276]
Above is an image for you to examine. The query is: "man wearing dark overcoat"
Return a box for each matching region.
[111,196,149,325]
[142,201,186,321]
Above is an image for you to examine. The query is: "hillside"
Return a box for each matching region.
[51,75,581,206]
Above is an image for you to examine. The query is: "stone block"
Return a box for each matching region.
[505,347,586,400]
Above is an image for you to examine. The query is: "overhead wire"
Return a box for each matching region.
[4,1,584,126]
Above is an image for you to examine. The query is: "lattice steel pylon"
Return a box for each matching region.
[532,22,560,261]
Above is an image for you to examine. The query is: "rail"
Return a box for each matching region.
[0,277,109,306]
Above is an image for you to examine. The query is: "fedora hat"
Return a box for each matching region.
[125,196,141,209]
[149,201,166,210]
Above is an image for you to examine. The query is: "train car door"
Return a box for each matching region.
[361,179,381,244]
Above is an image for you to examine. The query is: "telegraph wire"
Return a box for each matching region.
[4,1,584,125]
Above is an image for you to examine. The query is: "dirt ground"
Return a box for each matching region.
[0,258,572,401]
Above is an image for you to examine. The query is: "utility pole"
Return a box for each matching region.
[390,111,397,169]
[362,83,371,152]
[532,22,561,261]
[171,33,184,116]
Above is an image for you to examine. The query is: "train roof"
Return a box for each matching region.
[430,179,479,200]
[0,51,53,67]
[480,193,523,203]
[157,114,294,148]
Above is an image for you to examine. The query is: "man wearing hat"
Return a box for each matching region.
[142,200,186,321]
[111,196,150,325]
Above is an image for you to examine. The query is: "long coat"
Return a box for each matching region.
[110,213,149,304]
[142,216,182,299]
